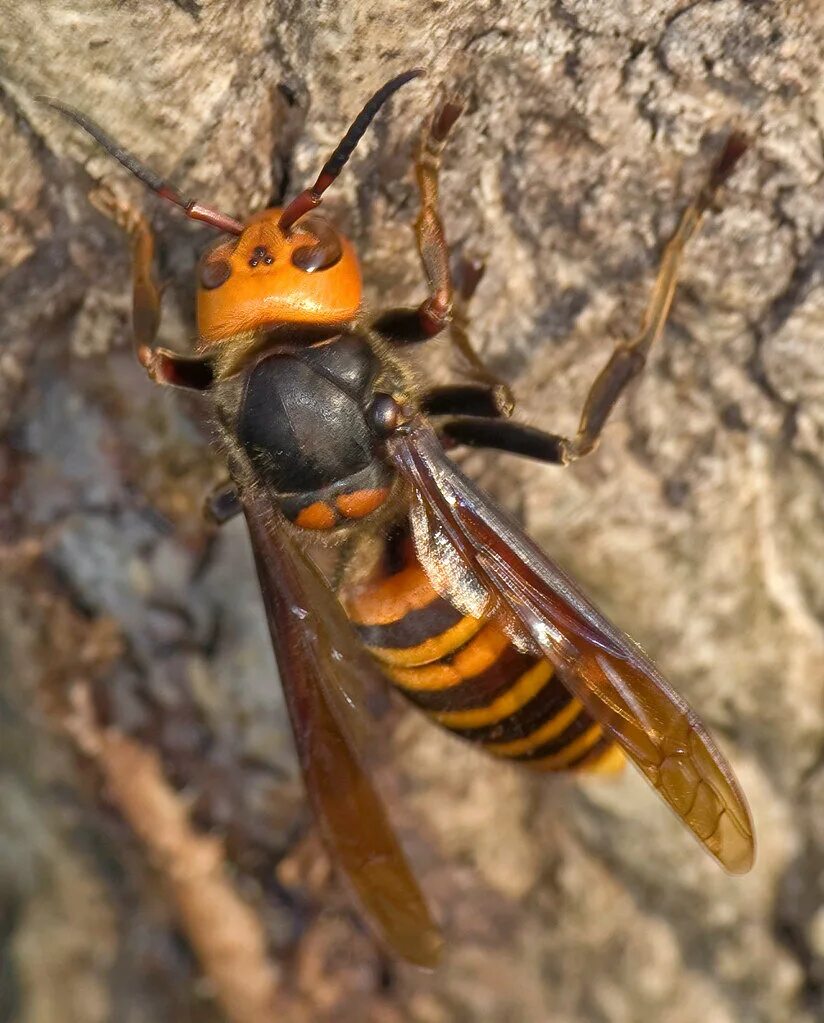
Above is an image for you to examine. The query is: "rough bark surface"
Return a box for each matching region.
[1,2,823,1021]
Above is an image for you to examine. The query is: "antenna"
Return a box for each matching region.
[278,68,424,233]
[41,98,244,235]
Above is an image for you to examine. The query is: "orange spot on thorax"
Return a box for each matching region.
[295,501,337,530]
[335,488,389,520]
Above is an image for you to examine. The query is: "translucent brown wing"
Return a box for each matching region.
[243,488,443,966]
[387,422,755,874]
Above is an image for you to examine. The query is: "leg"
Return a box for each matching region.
[413,258,515,419]
[446,256,515,408]
[435,133,748,469]
[204,480,242,525]
[372,99,462,344]
[417,259,514,417]
[438,417,567,465]
[90,187,214,391]
[420,383,512,419]
[561,133,748,462]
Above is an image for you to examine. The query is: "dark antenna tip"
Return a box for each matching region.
[279,68,426,233]
[39,96,174,196]
[40,95,244,236]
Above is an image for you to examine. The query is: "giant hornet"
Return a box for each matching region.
[43,68,755,967]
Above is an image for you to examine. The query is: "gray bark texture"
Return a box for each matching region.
[1,2,823,1021]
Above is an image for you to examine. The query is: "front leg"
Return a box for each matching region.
[372,99,462,345]
[90,187,214,391]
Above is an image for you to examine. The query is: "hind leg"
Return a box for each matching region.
[433,133,748,466]
[558,133,748,462]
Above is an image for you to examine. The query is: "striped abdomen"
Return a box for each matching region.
[343,541,624,773]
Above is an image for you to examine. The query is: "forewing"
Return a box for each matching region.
[387,423,755,874]
[243,489,442,966]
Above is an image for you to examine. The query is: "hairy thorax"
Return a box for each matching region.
[212,332,406,532]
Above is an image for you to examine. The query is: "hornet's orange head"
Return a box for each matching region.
[196,209,362,375]
[44,69,423,380]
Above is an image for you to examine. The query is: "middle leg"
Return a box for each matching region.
[413,255,515,417]
[447,256,515,409]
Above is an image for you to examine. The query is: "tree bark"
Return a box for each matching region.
[1,2,823,1021]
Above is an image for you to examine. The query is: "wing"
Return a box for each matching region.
[242,487,442,966]
[387,421,755,874]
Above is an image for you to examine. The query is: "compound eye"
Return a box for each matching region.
[198,240,234,289]
[290,214,343,272]
[199,257,232,289]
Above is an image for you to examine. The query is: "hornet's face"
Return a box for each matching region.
[196,209,363,374]
[46,72,416,382]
